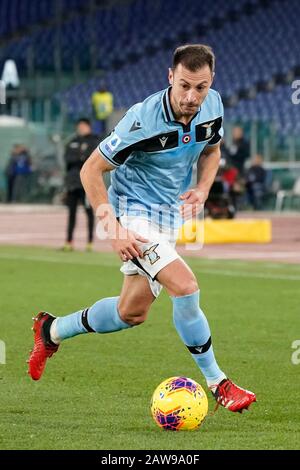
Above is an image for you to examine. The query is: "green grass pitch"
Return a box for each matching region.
[0,245,299,450]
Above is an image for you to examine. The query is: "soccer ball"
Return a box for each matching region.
[151,376,208,431]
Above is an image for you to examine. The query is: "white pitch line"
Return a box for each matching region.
[0,252,299,281]
[198,268,300,281]
[0,232,87,241]
[0,252,118,268]
[200,251,300,259]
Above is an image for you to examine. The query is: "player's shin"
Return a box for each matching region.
[51,296,132,343]
[172,290,226,387]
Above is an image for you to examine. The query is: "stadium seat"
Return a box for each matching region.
[275,177,300,211]
[1,0,300,137]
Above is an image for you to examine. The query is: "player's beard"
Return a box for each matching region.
[180,104,198,117]
[171,95,198,119]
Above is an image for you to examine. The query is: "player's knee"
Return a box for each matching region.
[126,315,146,326]
[173,278,199,297]
[121,313,147,326]
[119,306,150,326]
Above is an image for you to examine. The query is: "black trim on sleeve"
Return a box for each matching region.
[98,145,120,167]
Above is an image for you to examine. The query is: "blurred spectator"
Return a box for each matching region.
[63,118,98,251]
[5,144,32,202]
[204,159,236,219]
[14,145,32,202]
[91,83,114,136]
[245,154,267,210]
[5,144,18,202]
[221,158,241,210]
[226,126,250,176]
[220,140,245,209]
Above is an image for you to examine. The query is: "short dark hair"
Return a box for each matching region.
[76,117,91,126]
[172,44,215,73]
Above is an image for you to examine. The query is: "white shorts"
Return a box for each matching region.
[119,215,180,297]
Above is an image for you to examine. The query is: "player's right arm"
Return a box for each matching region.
[80,149,147,260]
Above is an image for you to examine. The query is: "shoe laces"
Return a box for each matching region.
[218,379,234,396]
[218,379,243,400]
[33,336,57,360]
[209,379,239,413]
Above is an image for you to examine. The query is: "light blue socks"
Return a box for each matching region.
[51,290,225,387]
[172,290,226,386]
[53,296,132,342]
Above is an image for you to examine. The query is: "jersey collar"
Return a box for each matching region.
[162,87,176,122]
[161,86,201,133]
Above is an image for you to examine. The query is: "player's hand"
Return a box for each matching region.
[179,188,207,220]
[111,225,149,262]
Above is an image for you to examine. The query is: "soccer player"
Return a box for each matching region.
[28,45,256,413]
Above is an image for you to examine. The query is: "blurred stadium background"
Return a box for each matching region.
[0,0,300,208]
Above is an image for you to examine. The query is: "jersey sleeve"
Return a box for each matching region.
[98,107,144,167]
[207,92,224,146]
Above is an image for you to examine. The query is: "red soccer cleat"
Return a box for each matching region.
[211,378,256,413]
[28,312,59,381]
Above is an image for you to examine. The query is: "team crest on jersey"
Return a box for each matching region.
[182,134,191,144]
[202,121,215,139]
[143,244,160,265]
[195,117,222,143]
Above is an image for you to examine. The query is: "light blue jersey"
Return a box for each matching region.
[98,87,223,228]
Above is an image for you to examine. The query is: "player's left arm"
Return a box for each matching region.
[179,142,221,219]
[196,141,221,200]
